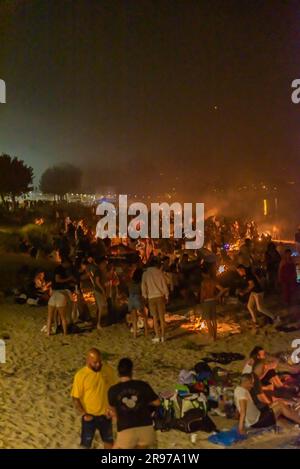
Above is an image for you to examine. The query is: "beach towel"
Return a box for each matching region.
[208,427,246,446]
[208,425,278,447]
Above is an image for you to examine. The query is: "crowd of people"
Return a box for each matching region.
[12,211,299,342]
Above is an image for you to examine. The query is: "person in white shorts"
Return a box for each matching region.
[47,291,68,336]
[47,258,76,336]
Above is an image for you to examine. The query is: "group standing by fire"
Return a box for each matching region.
[12,210,298,343]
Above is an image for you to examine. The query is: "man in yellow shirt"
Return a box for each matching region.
[71,348,117,448]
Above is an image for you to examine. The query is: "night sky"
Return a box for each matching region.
[0,0,300,194]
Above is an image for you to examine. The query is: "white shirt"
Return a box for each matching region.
[234,386,260,428]
[242,363,253,374]
[142,267,169,300]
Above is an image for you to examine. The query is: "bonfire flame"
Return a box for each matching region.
[181,315,207,332]
[181,314,240,335]
[82,291,96,304]
[192,317,206,331]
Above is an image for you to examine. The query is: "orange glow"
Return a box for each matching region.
[181,317,240,335]
[263,199,268,216]
[82,291,96,304]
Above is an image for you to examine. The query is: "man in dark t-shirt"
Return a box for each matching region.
[108,358,160,449]
[52,258,76,291]
[236,265,276,325]
[245,271,263,294]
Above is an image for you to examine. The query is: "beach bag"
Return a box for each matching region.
[174,392,207,419]
[173,409,217,434]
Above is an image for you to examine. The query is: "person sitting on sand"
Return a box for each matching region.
[251,360,276,409]
[251,359,296,405]
[242,346,266,374]
[243,348,287,393]
[234,373,300,435]
[26,270,52,306]
[108,358,160,449]
[71,348,117,449]
[33,270,51,304]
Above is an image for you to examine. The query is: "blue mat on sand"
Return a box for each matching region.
[208,427,246,446]
[208,425,278,447]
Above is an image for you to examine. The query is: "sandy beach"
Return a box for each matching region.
[1,296,300,450]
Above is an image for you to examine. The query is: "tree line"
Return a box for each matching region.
[0,153,82,208]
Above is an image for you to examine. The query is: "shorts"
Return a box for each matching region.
[251,407,276,429]
[148,297,166,319]
[81,415,113,448]
[48,291,68,308]
[201,300,217,320]
[128,294,143,311]
[114,425,156,449]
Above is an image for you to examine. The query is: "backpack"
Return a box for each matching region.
[153,396,176,432]
[194,361,213,382]
[194,361,212,375]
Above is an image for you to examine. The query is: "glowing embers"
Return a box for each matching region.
[82,290,96,304]
[181,313,241,336]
